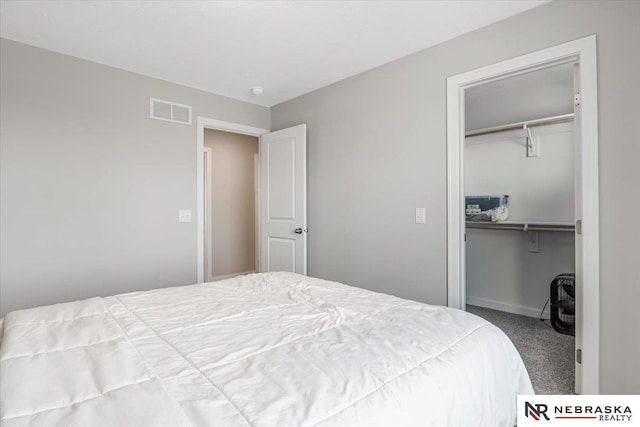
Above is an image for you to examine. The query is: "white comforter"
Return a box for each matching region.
[1,272,533,426]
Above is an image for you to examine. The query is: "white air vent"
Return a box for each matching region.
[150,98,192,125]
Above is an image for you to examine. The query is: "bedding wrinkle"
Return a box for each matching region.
[2,311,107,327]
[159,302,298,336]
[462,336,499,426]
[334,323,394,387]
[310,323,492,426]
[118,280,280,312]
[102,297,248,424]
[101,297,186,395]
[112,276,458,425]
[0,336,123,361]
[120,298,227,315]
[193,302,415,371]
[0,377,157,422]
[111,295,254,427]
[192,311,343,370]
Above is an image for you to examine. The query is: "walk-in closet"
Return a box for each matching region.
[464,63,577,394]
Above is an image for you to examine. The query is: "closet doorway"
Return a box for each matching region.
[203,129,259,282]
[464,63,576,395]
[446,36,599,394]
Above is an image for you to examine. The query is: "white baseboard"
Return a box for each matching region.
[209,271,256,282]
[466,295,549,319]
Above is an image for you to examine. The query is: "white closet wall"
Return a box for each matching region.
[466,125,575,223]
[465,126,575,317]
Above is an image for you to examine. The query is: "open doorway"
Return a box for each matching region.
[446,36,600,394]
[196,117,269,284]
[196,117,308,283]
[463,63,576,394]
[203,129,259,282]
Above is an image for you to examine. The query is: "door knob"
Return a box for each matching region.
[294,228,307,234]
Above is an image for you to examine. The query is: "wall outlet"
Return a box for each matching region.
[415,207,426,224]
[178,209,192,223]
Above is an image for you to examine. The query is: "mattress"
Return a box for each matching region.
[0,272,533,426]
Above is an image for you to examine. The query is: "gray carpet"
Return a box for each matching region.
[467,305,574,395]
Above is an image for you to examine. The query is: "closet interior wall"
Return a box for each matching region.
[464,63,575,319]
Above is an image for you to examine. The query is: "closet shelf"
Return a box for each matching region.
[466,221,575,233]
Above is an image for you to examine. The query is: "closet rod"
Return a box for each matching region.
[466,223,575,233]
[465,113,574,138]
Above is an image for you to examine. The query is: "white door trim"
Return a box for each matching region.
[203,147,213,282]
[254,153,260,273]
[446,35,599,393]
[196,117,269,283]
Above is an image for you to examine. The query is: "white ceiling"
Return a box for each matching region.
[0,1,547,107]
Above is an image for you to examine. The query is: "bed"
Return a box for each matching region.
[0,272,532,426]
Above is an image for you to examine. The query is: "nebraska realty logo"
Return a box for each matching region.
[517,395,639,426]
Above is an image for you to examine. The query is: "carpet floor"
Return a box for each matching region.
[467,305,575,395]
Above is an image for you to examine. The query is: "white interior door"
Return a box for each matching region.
[573,62,583,394]
[259,124,307,274]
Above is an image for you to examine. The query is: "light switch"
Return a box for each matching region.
[415,208,426,224]
[178,209,192,223]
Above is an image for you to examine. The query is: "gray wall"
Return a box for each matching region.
[0,38,269,315]
[271,1,640,393]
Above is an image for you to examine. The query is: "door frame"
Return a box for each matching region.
[196,117,269,283]
[446,35,599,393]
[203,146,213,281]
